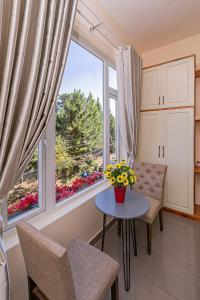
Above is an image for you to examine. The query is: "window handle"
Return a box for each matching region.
[158,146,160,157]
[163,96,165,104]
[163,146,164,158]
[158,96,160,105]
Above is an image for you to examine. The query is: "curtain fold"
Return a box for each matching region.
[115,45,142,165]
[0,1,77,299]
[0,0,77,200]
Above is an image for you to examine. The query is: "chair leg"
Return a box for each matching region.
[159,209,164,232]
[146,223,152,255]
[117,219,121,236]
[28,276,36,300]
[111,276,119,300]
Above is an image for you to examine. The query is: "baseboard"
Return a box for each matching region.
[163,206,200,222]
[89,218,117,246]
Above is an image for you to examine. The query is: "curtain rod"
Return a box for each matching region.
[76,8,119,50]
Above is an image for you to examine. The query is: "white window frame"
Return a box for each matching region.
[5,37,119,229]
[108,66,119,163]
[108,92,119,163]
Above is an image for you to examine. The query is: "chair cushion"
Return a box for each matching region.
[67,240,119,300]
[141,196,161,224]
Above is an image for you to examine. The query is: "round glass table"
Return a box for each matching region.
[95,188,150,292]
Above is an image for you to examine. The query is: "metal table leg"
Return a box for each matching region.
[101,214,106,251]
[131,219,137,256]
[121,219,131,291]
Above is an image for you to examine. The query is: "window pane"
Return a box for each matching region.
[109,66,117,90]
[109,98,117,163]
[8,148,39,220]
[56,41,104,203]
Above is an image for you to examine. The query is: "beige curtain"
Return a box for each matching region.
[0,0,77,299]
[115,45,142,164]
[0,0,77,200]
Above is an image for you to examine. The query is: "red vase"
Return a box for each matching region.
[114,187,126,203]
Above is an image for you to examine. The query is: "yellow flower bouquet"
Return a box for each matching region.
[104,160,137,203]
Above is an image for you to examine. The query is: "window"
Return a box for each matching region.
[55,41,104,203]
[7,146,42,222]
[5,39,118,226]
[109,98,117,162]
[108,67,118,163]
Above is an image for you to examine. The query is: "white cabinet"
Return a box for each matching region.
[141,67,161,109]
[162,109,194,214]
[139,111,161,164]
[139,108,194,215]
[162,58,194,108]
[141,57,194,110]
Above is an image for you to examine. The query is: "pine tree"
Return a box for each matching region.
[109,110,116,154]
[56,90,103,157]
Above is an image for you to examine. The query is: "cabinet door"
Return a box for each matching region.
[162,108,194,214]
[162,57,194,108]
[138,111,162,164]
[141,67,161,110]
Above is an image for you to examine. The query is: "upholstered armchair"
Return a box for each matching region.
[132,161,167,255]
[16,222,119,300]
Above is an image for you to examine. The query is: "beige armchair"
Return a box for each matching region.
[132,161,167,255]
[16,222,119,300]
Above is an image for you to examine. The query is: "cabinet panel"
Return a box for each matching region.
[141,67,161,110]
[162,57,194,107]
[138,112,161,164]
[162,109,194,214]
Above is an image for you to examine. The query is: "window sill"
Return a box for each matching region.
[4,180,110,251]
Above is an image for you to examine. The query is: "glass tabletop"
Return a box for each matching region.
[95,189,150,219]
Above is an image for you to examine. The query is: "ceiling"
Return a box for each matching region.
[98,0,200,52]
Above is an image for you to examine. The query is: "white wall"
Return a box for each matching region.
[142,33,200,69]
[74,0,131,63]
[6,2,130,300]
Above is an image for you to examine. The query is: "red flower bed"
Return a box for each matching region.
[8,172,103,218]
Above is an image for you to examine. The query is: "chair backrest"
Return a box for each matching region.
[132,161,167,202]
[16,222,76,300]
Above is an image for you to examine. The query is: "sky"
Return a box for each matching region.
[59,40,117,116]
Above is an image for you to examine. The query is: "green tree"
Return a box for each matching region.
[56,90,103,156]
[109,111,116,154]
[25,148,38,172]
[55,135,73,180]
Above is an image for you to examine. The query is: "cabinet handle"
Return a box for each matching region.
[163,96,165,104]
[158,145,160,157]
[163,146,164,158]
[158,96,160,105]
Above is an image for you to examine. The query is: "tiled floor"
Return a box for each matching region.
[95,212,200,300]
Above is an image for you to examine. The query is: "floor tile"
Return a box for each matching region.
[156,223,200,270]
[136,283,177,300]
[145,250,200,300]
[95,212,200,300]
